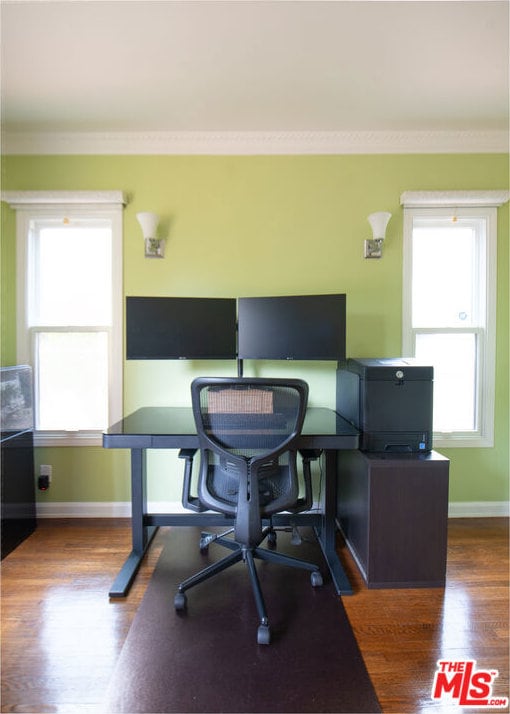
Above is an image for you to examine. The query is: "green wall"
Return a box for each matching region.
[1,153,508,507]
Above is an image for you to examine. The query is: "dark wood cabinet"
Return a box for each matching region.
[1,429,37,558]
[337,450,449,588]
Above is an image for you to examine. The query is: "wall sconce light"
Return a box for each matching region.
[364,211,392,259]
[136,212,165,258]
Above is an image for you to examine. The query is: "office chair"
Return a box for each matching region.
[175,377,323,645]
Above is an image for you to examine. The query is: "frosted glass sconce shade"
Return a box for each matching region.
[136,212,165,258]
[364,211,392,259]
[137,212,159,239]
[368,212,392,240]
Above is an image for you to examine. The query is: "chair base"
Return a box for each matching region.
[174,529,323,645]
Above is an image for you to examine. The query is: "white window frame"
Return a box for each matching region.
[401,190,508,448]
[2,191,125,447]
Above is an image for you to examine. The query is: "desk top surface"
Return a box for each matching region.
[103,406,359,450]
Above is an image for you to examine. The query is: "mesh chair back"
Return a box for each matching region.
[191,377,308,546]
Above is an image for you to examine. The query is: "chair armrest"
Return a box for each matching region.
[178,448,207,513]
[292,449,322,512]
[299,449,322,462]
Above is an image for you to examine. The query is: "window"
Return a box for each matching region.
[4,191,125,446]
[402,190,508,447]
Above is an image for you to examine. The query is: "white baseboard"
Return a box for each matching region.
[36,501,187,519]
[448,501,509,518]
[36,500,509,519]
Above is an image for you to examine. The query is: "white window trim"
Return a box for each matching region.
[2,190,126,447]
[401,190,508,448]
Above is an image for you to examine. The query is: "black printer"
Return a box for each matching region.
[336,358,433,453]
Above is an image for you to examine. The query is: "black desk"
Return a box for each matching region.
[103,406,359,597]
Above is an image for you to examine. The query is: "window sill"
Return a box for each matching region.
[433,434,494,449]
[34,431,103,447]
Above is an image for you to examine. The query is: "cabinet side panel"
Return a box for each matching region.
[368,459,449,586]
[337,450,370,577]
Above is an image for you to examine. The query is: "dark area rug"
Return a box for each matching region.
[104,526,380,713]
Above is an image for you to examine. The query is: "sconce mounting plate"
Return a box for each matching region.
[145,238,165,258]
[364,238,383,259]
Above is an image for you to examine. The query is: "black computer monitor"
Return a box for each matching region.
[126,296,237,360]
[237,294,346,361]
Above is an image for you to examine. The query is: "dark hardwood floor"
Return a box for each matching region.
[341,518,509,713]
[1,517,508,713]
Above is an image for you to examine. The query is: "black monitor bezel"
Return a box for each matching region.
[126,296,238,360]
[237,293,346,362]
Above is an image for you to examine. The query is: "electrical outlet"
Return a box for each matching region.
[40,464,52,482]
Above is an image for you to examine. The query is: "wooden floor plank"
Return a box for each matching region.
[1,517,508,713]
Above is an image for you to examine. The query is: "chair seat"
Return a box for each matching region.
[202,463,298,513]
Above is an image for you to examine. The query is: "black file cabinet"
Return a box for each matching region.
[1,366,37,558]
[1,429,37,558]
[337,450,449,588]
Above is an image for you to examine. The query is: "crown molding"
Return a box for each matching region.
[400,190,510,208]
[1,129,508,156]
[1,190,127,208]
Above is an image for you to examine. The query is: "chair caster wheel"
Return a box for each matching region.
[257,624,271,645]
[199,532,214,552]
[311,571,323,587]
[267,532,277,549]
[174,592,187,610]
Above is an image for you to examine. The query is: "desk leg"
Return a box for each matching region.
[315,449,353,596]
[109,448,157,598]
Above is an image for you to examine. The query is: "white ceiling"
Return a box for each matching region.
[1,0,509,152]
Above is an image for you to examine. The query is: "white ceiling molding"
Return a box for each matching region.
[2,130,508,156]
[400,190,510,208]
[1,190,128,208]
